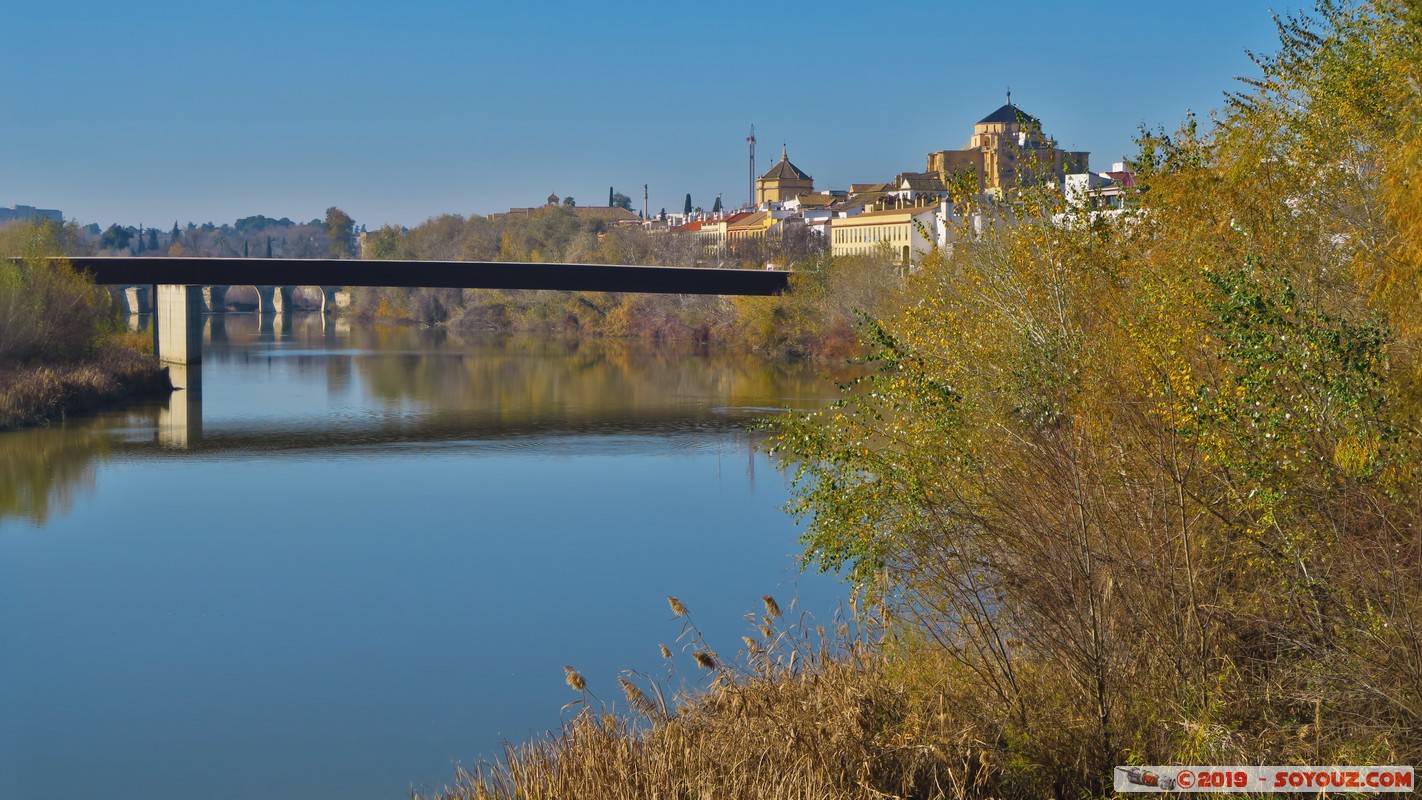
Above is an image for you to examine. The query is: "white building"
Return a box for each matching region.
[0,204,63,224]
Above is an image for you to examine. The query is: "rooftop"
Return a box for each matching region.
[837,204,938,222]
[976,102,1041,127]
[760,147,813,182]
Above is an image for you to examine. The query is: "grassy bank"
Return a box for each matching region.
[1,220,171,430]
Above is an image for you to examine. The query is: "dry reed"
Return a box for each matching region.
[667,596,688,617]
[0,342,171,431]
[563,666,586,694]
[425,600,1015,800]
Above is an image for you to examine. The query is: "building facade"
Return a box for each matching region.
[0,205,63,224]
[829,205,938,264]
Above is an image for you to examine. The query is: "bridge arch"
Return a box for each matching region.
[204,285,341,314]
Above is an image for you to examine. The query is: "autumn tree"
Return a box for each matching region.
[772,1,1422,791]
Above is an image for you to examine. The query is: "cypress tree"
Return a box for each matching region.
[608,186,614,207]
[684,194,692,215]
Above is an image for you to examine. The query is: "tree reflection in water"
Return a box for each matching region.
[0,323,858,527]
[0,411,151,525]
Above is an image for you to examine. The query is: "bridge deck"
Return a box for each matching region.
[66,257,790,296]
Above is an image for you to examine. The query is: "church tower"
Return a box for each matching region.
[755,146,814,205]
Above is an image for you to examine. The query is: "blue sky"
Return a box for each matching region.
[0,0,1287,230]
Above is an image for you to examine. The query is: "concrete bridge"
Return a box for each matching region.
[65,256,790,367]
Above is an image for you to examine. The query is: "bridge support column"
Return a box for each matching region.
[154,284,203,364]
[123,285,150,314]
[202,285,228,313]
[255,285,276,315]
[272,286,295,315]
[320,286,341,315]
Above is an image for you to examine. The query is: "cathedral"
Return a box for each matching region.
[926,94,1088,196]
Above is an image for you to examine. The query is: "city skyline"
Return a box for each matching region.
[1,0,1287,229]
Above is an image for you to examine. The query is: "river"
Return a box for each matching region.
[0,314,852,800]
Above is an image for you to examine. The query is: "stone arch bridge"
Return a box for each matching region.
[116,284,343,316]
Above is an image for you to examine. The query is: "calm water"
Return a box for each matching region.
[0,315,851,800]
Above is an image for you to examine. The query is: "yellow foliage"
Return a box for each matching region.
[771,3,1422,786]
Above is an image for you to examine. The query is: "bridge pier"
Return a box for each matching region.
[255,285,276,315]
[123,285,151,315]
[154,284,203,365]
[271,286,296,315]
[202,285,228,313]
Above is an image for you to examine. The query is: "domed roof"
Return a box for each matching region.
[977,103,1040,127]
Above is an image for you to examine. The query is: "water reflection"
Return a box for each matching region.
[1,321,854,800]
[1,320,852,525]
[158,364,202,447]
[0,425,109,525]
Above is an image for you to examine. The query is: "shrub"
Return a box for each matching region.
[0,220,112,365]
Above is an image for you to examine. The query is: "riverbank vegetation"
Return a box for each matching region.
[435,598,963,800]
[0,219,170,430]
[431,2,1422,797]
